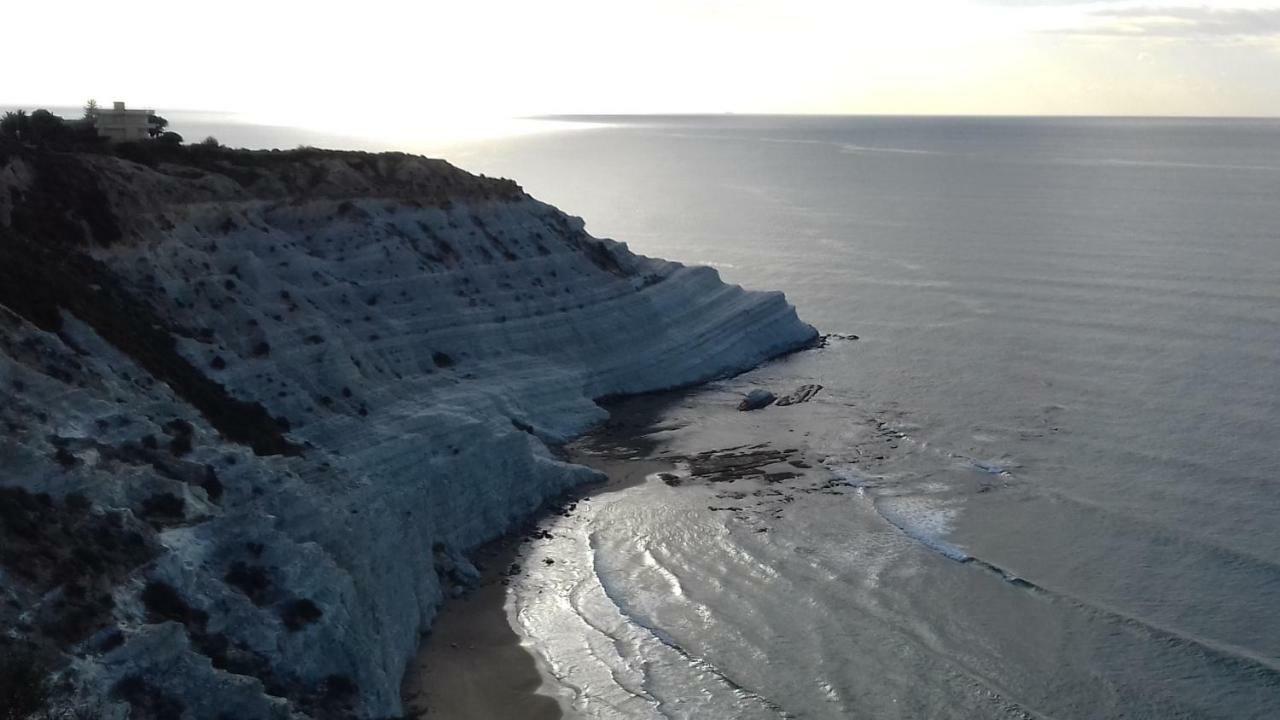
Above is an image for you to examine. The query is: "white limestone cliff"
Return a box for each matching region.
[0,149,816,719]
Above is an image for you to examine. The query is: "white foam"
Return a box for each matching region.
[874,496,971,562]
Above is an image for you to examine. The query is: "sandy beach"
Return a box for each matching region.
[399,534,562,720]
[401,394,684,719]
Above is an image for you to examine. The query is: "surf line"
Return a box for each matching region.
[940,543,1280,683]
[586,530,798,719]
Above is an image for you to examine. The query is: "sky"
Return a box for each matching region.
[7,0,1280,139]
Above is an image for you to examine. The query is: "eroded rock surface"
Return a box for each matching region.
[0,146,816,718]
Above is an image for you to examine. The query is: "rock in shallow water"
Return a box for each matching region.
[775,384,823,406]
[738,389,777,411]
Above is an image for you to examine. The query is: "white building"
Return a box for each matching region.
[93,101,154,142]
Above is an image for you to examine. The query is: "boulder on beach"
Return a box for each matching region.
[738,389,777,411]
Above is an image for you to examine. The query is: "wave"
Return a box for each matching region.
[1051,156,1280,173]
[872,496,972,562]
[644,130,947,160]
[950,454,1015,477]
[587,531,796,719]
[966,554,1280,685]
[823,415,1280,689]
[868,498,1280,688]
[840,143,945,157]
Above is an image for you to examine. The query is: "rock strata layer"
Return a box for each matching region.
[0,147,816,719]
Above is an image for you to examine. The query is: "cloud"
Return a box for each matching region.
[1050,5,1280,37]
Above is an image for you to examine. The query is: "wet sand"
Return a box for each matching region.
[400,535,561,720]
[401,392,688,719]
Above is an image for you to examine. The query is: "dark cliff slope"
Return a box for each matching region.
[0,143,816,718]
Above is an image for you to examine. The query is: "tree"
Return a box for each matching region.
[27,109,70,145]
[148,114,169,138]
[158,131,184,146]
[83,98,99,121]
[199,135,221,148]
[0,110,29,140]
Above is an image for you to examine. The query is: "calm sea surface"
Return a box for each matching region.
[83,112,1279,717]
[447,117,1280,719]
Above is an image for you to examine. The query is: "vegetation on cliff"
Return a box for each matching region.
[0,143,585,718]
[0,141,814,718]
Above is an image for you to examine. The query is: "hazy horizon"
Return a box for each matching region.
[6,103,1280,157]
[10,105,1280,120]
[9,0,1280,145]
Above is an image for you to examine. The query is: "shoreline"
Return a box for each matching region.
[399,531,561,720]
[401,392,692,719]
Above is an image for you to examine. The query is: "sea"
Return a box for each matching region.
[57,110,1280,718]
[446,116,1280,719]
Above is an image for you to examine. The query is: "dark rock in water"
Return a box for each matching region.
[680,446,799,483]
[775,384,823,406]
[658,472,683,486]
[812,333,858,348]
[738,389,776,411]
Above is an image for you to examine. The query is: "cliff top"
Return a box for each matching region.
[1,141,525,248]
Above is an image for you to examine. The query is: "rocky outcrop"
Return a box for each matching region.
[0,146,816,718]
[775,384,823,406]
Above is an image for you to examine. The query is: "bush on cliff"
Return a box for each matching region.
[0,487,156,647]
[0,642,52,720]
[0,110,31,142]
[280,598,323,631]
[0,108,103,151]
[225,561,273,606]
[141,581,207,627]
[112,675,185,720]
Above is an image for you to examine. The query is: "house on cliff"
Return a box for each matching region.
[93,101,153,142]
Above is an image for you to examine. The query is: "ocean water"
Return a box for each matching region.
[447,117,1280,719]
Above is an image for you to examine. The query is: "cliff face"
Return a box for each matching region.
[0,147,816,719]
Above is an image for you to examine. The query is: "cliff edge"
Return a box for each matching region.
[0,144,817,719]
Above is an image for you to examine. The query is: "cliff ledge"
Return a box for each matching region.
[0,145,816,719]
